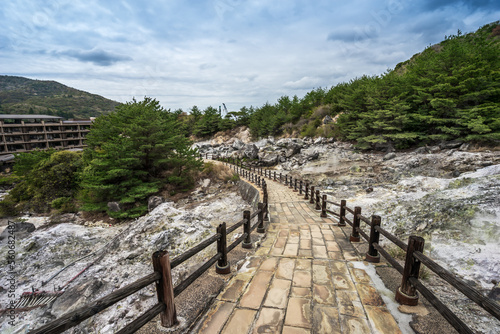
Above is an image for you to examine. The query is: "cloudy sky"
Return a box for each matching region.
[1,0,499,111]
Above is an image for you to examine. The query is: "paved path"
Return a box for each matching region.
[194,178,403,333]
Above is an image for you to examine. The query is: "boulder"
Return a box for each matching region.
[305,150,320,161]
[440,140,463,150]
[260,153,279,166]
[383,152,396,161]
[313,137,324,145]
[0,222,36,244]
[242,144,259,160]
[232,139,245,150]
[322,115,333,124]
[285,143,301,158]
[148,196,164,212]
[107,202,121,212]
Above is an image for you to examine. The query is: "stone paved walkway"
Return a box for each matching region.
[194,178,403,334]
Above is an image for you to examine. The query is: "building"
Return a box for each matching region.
[0,115,92,157]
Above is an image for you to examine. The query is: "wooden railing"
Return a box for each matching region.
[214,155,500,334]
[30,159,268,334]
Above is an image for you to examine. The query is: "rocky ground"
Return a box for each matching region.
[195,130,500,333]
[0,170,254,334]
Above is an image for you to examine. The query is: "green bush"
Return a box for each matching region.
[0,197,19,217]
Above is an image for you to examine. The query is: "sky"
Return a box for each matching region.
[1,0,499,112]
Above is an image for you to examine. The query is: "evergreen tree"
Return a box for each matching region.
[80,97,202,218]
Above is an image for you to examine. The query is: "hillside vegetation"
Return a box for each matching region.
[0,75,119,119]
[180,21,500,149]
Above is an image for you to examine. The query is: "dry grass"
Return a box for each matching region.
[201,162,239,183]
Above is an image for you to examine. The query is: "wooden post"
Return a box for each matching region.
[257,176,261,187]
[309,186,315,204]
[315,190,321,210]
[350,206,361,242]
[152,251,178,327]
[216,223,231,274]
[257,203,265,233]
[304,183,309,200]
[242,210,252,249]
[279,173,282,183]
[274,171,276,181]
[284,175,288,186]
[396,236,425,306]
[338,200,346,226]
[293,179,298,192]
[365,215,381,263]
[263,191,269,221]
[321,195,327,217]
[299,180,303,195]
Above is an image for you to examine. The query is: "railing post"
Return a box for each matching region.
[257,176,261,187]
[216,223,231,274]
[293,179,298,192]
[395,236,425,306]
[152,251,178,327]
[263,190,269,221]
[308,186,314,204]
[304,183,309,200]
[338,200,346,226]
[365,215,381,263]
[284,175,288,186]
[279,173,282,183]
[242,210,252,249]
[289,177,294,189]
[321,195,327,217]
[274,171,276,181]
[299,180,303,195]
[350,206,361,242]
[315,190,321,210]
[257,202,265,233]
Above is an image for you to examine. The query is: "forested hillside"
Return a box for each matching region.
[180,21,500,149]
[0,76,119,119]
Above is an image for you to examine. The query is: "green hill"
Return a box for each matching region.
[0,76,120,119]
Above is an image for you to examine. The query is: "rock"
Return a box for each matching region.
[304,150,320,161]
[241,144,259,160]
[488,282,500,301]
[148,196,164,212]
[383,152,396,161]
[414,147,428,154]
[260,153,279,166]
[428,146,441,153]
[276,138,291,147]
[232,139,245,150]
[0,222,36,244]
[314,137,324,145]
[285,143,301,158]
[107,202,121,212]
[365,187,373,193]
[322,115,333,124]
[459,143,471,151]
[440,140,463,150]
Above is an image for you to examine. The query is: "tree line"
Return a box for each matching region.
[177,22,499,149]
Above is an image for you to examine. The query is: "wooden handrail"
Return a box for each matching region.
[29,272,161,334]
[413,251,500,320]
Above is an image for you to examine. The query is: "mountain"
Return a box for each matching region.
[0,76,120,119]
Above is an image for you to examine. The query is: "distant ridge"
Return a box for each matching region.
[0,75,120,119]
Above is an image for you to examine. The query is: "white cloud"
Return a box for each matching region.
[0,0,498,111]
